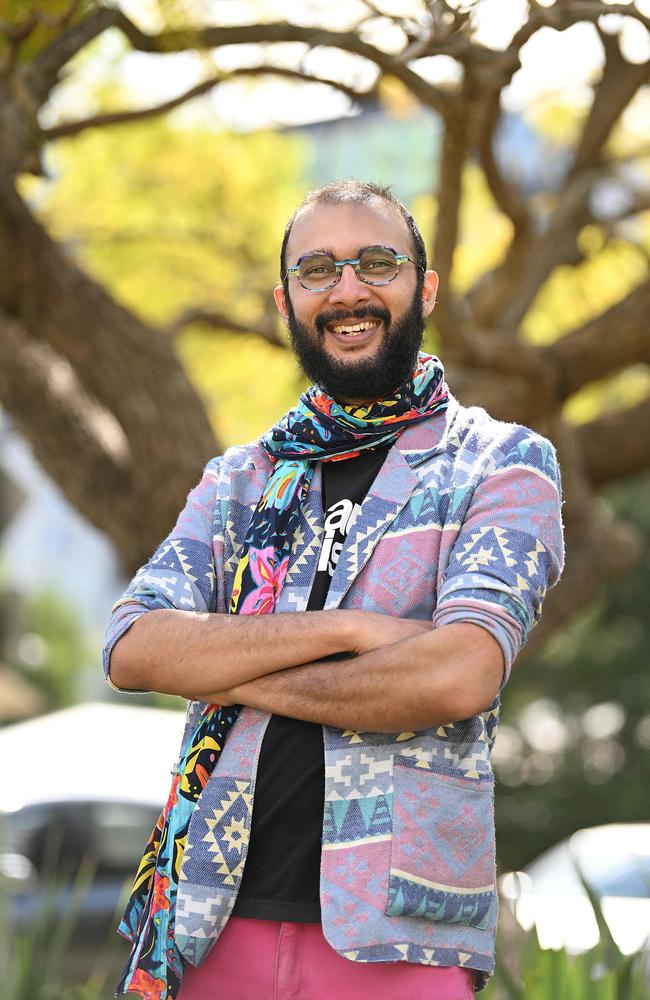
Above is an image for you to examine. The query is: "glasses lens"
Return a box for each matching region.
[358,247,399,283]
[298,254,337,289]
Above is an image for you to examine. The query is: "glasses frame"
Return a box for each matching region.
[284,244,424,292]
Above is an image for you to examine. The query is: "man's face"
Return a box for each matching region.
[274,201,438,402]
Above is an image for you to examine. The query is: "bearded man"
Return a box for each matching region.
[104,180,564,1000]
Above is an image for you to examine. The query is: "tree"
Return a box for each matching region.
[0,0,649,649]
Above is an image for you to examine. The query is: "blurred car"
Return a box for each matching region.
[500,823,650,955]
[0,702,186,944]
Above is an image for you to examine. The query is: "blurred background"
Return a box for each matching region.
[0,0,649,996]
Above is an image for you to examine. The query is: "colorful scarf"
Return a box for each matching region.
[116,354,448,1000]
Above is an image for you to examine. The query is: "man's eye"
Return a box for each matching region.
[304,264,332,276]
[364,259,393,270]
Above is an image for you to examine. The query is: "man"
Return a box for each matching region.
[105,180,564,1000]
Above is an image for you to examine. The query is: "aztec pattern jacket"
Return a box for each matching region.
[104,396,564,988]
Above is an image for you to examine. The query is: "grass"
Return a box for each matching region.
[1,853,118,1000]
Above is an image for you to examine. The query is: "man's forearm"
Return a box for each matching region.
[108,608,362,697]
[215,623,504,732]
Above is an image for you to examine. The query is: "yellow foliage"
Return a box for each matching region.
[411,166,515,289]
[27,118,309,445]
[527,99,584,147]
[177,330,304,445]
[0,1,93,62]
[415,153,649,428]
[377,77,421,120]
[523,239,648,346]
[565,367,650,426]
[454,166,514,291]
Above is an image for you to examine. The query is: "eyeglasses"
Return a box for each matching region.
[284,245,423,292]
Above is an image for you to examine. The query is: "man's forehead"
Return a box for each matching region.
[287,198,410,258]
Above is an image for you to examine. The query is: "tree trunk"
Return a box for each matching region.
[0,179,218,573]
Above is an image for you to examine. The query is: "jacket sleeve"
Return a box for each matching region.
[431,423,564,684]
[102,457,223,690]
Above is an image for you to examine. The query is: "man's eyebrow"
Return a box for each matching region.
[289,246,333,263]
[298,244,397,260]
[304,246,335,257]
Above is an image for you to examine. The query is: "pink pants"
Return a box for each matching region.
[179,917,476,999]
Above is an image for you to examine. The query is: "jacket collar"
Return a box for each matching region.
[391,394,459,469]
[245,393,459,473]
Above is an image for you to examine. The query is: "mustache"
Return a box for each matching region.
[315,305,390,335]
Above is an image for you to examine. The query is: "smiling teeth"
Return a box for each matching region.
[332,321,379,336]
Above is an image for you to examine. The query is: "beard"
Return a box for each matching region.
[286,288,425,402]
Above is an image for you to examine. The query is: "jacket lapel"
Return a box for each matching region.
[324,446,418,609]
[276,463,324,612]
[324,400,458,610]
[224,453,324,614]
[222,450,272,595]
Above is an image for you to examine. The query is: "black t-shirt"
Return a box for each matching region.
[231,446,390,922]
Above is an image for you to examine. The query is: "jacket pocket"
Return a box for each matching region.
[385,755,496,930]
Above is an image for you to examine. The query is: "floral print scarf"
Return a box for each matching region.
[116,353,449,999]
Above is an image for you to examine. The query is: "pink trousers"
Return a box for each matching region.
[178,917,476,999]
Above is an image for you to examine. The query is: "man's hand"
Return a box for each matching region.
[350,613,432,655]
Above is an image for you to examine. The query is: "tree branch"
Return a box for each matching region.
[0,180,218,571]
[166,307,286,348]
[495,170,595,332]
[117,16,453,116]
[511,1,650,53]
[457,4,537,329]
[542,276,650,399]
[570,28,650,178]
[475,91,531,239]
[397,1,474,62]
[432,81,474,349]
[601,193,650,228]
[41,65,377,142]
[467,87,534,328]
[42,73,229,140]
[29,7,119,101]
[0,310,141,559]
[577,395,650,488]
[0,0,81,35]
[469,5,649,330]
[32,9,453,118]
[0,0,81,75]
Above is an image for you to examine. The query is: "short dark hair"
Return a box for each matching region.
[279,180,427,286]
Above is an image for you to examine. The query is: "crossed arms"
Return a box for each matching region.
[109,609,504,733]
[107,423,564,732]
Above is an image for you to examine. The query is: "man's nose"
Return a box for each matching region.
[327,263,372,306]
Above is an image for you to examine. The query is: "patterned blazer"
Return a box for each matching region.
[104,395,564,988]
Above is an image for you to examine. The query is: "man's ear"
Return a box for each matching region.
[421,270,439,317]
[274,284,289,325]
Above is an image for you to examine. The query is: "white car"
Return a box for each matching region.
[500,823,650,955]
[0,702,186,939]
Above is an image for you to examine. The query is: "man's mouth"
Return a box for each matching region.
[316,307,389,340]
[328,319,382,338]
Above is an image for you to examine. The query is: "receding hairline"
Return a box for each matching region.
[284,195,413,259]
[279,181,428,282]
